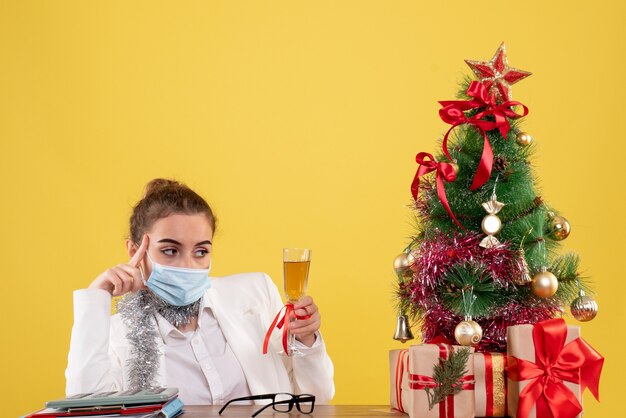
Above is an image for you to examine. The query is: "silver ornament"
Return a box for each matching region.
[480,194,505,248]
[570,290,598,322]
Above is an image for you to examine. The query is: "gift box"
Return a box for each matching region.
[389,349,411,413]
[506,318,604,418]
[473,352,507,417]
[390,344,475,418]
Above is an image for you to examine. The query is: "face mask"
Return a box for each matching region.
[142,251,212,306]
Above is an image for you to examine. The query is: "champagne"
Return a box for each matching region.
[280,248,311,357]
[283,260,310,301]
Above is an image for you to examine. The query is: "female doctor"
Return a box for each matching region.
[65,179,334,405]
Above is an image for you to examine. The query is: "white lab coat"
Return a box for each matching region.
[65,272,335,403]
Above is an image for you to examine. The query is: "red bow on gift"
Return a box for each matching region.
[411,152,464,229]
[439,81,528,191]
[507,318,604,418]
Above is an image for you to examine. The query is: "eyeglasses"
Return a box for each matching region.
[219,393,316,417]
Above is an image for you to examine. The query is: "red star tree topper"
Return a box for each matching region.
[465,42,532,103]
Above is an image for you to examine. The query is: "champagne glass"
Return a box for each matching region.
[282,248,311,356]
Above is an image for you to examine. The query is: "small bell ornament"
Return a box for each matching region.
[480,193,505,248]
[454,316,483,346]
[514,249,532,285]
[393,314,415,343]
[570,289,598,322]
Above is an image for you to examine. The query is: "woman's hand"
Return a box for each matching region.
[291,296,321,347]
[88,235,149,296]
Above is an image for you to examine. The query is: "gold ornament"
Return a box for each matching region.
[531,268,559,298]
[394,252,415,273]
[549,215,571,241]
[514,249,532,285]
[480,194,505,248]
[454,319,483,346]
[516,132,533,146]
[570,290,598,322]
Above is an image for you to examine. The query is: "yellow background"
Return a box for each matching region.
[1,1,624,416]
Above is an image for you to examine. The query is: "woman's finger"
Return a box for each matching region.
[111,266,134,295]
[289,312,321,330]
[116,264,145,291]
[294,303,317,319]
[290,320,321,336]
[108,274,124,296]
[293,295,314,309]
[88,259,146,295]
[128,234,149,268]
[293,296,317,318]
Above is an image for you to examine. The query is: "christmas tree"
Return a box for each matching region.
[394,43,598,352]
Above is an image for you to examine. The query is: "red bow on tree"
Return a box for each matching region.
[439,81,528,190]
[507,318,604,418]
[411,152,464,229]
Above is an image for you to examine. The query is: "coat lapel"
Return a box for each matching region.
[206,285,285,398]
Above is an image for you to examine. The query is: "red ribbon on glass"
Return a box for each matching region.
[411,152,464,229]
[262,303,311,355]
[438,81,528,191]
[507,318,604,418]
[408,344,475,418]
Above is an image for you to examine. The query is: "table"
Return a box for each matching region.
[182,405,403,418]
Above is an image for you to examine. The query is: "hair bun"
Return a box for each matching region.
[143,178,183,198]
[130,178,216,243]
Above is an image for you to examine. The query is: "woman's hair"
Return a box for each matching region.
[129,178,216,243]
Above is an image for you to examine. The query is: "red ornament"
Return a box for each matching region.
[465,42,531,103]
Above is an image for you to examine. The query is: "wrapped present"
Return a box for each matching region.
[389,349,411,413]
[407,344,475,418]
[506,318,604,418]
[473,352,507,417]
[390,345,475,417]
